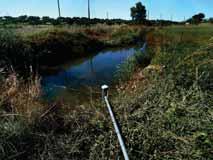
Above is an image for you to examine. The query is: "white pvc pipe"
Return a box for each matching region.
[101,85,130,160]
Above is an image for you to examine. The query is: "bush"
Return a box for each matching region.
[0,30,32,70]
[108,25,146,46]
[115,45,153,82]
[26,29,104,66]
[0,73,103,160]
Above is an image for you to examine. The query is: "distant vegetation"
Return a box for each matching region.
[0,10,212,27]
[0,15,131,25]
[0,15,182,26]
[0,13,183,27]
[210,18,213,23]
[131,2,147,22]
[0,2,212,26]
[187,13,206,24]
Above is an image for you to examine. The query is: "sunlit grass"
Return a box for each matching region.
[0,24,212,159]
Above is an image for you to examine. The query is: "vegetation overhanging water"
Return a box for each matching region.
[41,46,142,103]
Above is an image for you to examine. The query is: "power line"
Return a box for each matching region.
[147,10,149,20]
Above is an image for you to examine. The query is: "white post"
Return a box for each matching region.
[101,85,130,160]
[101,85,109,100]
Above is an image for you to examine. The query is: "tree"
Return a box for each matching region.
[130,2,146,22]
[42,16,55,24]
[27,16,41,25]
[3,16,15,23]
[17,15,28,23]
[209,18,213,24]
[192,13,205,24]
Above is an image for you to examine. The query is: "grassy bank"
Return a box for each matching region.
[0,24,212,159]
[103,25,213,159]
[0,24,147,71]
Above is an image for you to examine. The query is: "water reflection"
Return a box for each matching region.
[41,47,137,102]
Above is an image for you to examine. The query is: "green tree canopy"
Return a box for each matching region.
[131,2,146,22]
[17,15,28,23]
[209,17,213,23]
[192,13,205,24]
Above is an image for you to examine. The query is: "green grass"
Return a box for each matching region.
[92,25,213,159]
[0,24,147,70]
[115,48,153,82]
[0,24,212,159]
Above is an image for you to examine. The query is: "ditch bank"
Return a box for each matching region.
[0,25,149,72]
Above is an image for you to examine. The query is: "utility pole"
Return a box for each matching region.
[106,11,109,19]
[57,0,61,17]
[147,10,149,20]
[170,14,173,21]
[88,0,91,19]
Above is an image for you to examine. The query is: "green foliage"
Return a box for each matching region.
[0,25,212,160]
[209,18,213,24]
[0,30,32,70]
[131,2,147,22]
[0,15,181,27]
[108,25,145,46]
[91,29,213,160]
[115,54,138,81]
[187,13,205,24]
[0,104,101,160]
[0,15,132,26]
[0,25,145,69]
[91,79,213,159]
[115,47,152,82]
[26,29,104,66]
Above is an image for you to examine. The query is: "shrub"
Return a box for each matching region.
[0,30,32,70]
[115,45,153,82]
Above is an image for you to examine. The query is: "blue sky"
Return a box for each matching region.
[0,0,212,21]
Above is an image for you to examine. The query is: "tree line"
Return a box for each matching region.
[0,2,212,26]
[130,2,212,25]
[0,15,180,26]
[0,15,130,25]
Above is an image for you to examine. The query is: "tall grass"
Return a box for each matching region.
[115,48,152,82]
[90,26,213,159]
[0,71,104,159]
[0,24,147,70]
[0,30,32,70]
[0,25,212,159]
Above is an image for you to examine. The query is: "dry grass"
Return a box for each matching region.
[0,72,45,123]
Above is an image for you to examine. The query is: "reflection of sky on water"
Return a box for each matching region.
[41,47,137,99]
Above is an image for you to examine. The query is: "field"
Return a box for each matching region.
[0,23,212,159]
